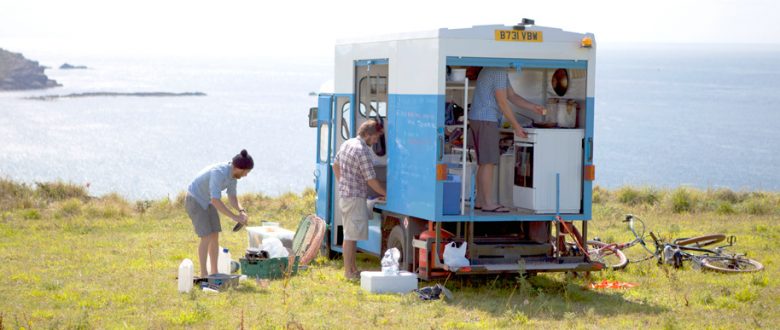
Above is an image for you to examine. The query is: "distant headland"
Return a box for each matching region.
[0,48,61,90]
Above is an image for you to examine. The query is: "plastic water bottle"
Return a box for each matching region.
[178,259,194,293]
[218,248,232,274]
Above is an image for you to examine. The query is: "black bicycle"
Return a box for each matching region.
[589,214,763,273]
[649,232,763,273]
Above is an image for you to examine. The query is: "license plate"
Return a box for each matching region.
[495,30,543,42]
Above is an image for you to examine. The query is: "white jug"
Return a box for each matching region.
[218,248,232,274]
[178,258,194,293]
[206,246,233,274]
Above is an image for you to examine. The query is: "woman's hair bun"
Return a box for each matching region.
[233,149,254,170]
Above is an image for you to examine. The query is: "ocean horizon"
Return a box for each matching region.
[1,43,779,200]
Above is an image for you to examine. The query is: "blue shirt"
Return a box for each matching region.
[187,162,237,209]
[469,67,509,122]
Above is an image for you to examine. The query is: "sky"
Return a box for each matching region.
[1,0,779,58]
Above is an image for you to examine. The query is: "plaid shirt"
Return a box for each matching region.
[334,137,376,198]
[469,67,509,122]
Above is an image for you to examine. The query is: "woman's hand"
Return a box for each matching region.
[531,104,547,116]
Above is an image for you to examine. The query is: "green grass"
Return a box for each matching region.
[0,180,778,329]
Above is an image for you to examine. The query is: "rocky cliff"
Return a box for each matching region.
[0,48,61,90]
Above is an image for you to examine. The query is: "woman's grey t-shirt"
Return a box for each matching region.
[187,162,237,209]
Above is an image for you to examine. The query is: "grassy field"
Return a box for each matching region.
[1,180,778,329]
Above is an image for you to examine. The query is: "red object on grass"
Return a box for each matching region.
[588,280,639,289]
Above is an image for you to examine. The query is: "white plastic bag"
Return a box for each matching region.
[381,247,401,275]
[262,237,289,258]
[442,241,469,271]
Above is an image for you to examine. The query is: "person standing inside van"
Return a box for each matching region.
[470,67,546,212]
[185,149,253,277]
[333,120,386,280]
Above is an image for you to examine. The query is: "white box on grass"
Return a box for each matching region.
[360,271,418,294]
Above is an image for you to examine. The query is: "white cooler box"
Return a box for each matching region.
[360,271,418,294]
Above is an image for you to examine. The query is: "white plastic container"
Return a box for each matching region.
[206,246,233,274]
[218,248,232,274]
[178,259,194,293]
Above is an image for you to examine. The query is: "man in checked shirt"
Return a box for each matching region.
[332,120,387,280]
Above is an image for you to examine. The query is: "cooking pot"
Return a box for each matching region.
[557,99,577,128]
[535,98,558,128]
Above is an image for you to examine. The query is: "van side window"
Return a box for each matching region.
[319,123,329,163]
[341,102,367,139]
[341,102,351,139]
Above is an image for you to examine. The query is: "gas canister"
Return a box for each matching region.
[417,227,454,276]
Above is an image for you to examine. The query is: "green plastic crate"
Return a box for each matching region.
[240,256,299,279]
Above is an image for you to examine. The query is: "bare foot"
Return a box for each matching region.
[345,271,360,281]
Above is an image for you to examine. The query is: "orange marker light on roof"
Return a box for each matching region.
[581,36,593,48]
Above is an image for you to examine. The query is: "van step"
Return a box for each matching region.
[443,260,599,273]
[473,242,553,257]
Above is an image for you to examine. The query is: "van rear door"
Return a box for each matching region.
[315,94,334,221]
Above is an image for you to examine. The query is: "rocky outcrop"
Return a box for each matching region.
[0,48,60,90]
[60,63,87,69]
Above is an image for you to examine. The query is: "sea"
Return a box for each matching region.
[1,44,779,201]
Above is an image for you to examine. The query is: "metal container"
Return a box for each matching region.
[536,98,558,128]
[557,99,577,128]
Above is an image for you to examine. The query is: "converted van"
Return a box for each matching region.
[309,21,601,279]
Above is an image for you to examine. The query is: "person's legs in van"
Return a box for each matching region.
[472,120,506,212]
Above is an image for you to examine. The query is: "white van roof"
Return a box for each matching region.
[337,24,594,45]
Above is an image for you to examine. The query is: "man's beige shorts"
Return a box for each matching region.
[339,197,371,241]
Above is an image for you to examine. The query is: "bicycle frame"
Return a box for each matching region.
[591,214,654,260]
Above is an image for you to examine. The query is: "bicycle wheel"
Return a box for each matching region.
[700,256,764,273]
[587,240,628,270]
[674,234,726,247]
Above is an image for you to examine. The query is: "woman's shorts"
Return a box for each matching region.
[185,194,222,237]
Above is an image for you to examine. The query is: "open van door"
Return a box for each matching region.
[315,94,334,221]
